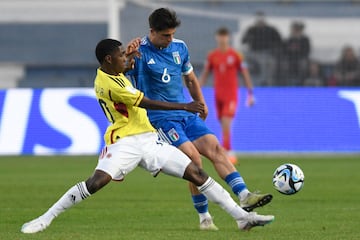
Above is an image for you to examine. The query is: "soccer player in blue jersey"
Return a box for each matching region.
[20,39,274,234]
[127,8,273,231]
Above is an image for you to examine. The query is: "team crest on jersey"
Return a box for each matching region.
[172,51,181,65]
[227,55,235,65]
[168,128,180,142]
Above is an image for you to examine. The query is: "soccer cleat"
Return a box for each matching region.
[199,218,219,231]
[237,212,274,231]
[240,191,273,212]
[21,217,49,234]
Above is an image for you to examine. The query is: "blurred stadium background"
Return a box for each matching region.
[0,0,360,154]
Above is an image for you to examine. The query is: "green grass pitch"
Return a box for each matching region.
[0,155,359,240]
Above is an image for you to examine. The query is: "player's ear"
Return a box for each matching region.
[104,55,112,64]
[150,28,156,36]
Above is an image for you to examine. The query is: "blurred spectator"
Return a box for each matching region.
[282,21,311,86]
[303,61,323,86]
[242,11,282,86]
[333,46,360,86]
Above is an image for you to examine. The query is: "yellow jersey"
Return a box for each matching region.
[94,68,155,145]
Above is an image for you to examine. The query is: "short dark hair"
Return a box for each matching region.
[148,8,181,31]
[291,21,305,31]
[216,27,230,36]
[95,39,122,64]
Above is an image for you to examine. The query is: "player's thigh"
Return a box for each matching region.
[139,134,192,178]
[95,137,142,181]
[226,99,238,117]
[218,98,238,119]
[155,119,202,167]
[155,119,190,147]
[193,133,229,164]
[159,144,192,178]
[193,134,235,178]
[184,115,214,143]
[215,98,223,120]
[192,133,221,158]
[150,146,206,186]
[178,141,203,167]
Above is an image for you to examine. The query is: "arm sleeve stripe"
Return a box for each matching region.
[182,66,193,76]
[110,129,115,144]
[109,90,113,101]
[134,92,144,106]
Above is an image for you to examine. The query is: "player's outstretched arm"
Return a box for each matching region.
[199,55,211,86]
[199,67,210,87]
[241,68,255,107]
[138,96,204,114]
[183,71,209,119]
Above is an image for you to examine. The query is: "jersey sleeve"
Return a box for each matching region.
[236,51,248,72]
[125,57,140,87]
[109,76,144,107]
[181,44,193,75]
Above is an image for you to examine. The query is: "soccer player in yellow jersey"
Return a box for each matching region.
[21,39,274,234]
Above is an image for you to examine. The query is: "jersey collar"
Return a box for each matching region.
[146,36,172,52]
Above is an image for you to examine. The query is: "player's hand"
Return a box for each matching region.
[124,38,142,72]
[126,38,142,59]
[246,94,255,107]
[184,101,205,114]
[124,58,136,72]
[199,102,208,120]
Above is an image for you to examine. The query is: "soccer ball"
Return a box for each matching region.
[272,163,304,195]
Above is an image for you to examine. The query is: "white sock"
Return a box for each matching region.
[198,177,248,220]
[42,182,91,223]
[199,212,212,223]
[239,189,251,201]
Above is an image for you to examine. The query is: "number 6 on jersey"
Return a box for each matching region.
[161,68,171,83]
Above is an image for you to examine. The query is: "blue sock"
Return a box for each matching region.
[192,194,208,214]
[225,171,247,196]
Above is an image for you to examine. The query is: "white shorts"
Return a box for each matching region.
[95,132,192,181]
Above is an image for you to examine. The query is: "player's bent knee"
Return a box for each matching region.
[85,170,112,194]
[178,143,203,166]
[211,143,227,161]
[190,155,203,167]
[182,163,208,186]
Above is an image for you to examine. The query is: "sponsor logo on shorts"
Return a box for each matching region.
[168,128,180,142]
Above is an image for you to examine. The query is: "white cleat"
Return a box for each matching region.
[237,212,274,231]
[199,218,219,231]
[21,217,49,234]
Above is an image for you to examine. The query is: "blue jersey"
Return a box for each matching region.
[128,36,194,122]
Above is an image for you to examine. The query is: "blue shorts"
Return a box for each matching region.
[152,115,214,147]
